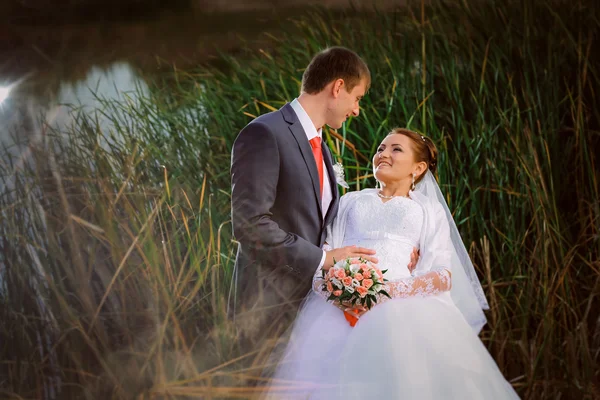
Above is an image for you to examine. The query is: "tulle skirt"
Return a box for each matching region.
[263,292,519,400]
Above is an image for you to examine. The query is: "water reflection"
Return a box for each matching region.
[0,4,377,162]
[51,62,150,145]
[0,5,285,160]
[0,85,11,104]
[0,62,149,166]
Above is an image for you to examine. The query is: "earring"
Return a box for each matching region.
[411,173,416,191]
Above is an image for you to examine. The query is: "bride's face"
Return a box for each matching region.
[373,134,422,185]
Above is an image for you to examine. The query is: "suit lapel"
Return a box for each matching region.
[322,144,339,226]
[282,104,323,219]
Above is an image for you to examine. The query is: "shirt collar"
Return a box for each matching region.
[290,98,322,141]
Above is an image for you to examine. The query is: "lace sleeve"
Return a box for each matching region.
[312,242,332,300]
[313,268,451,304]
[312,269,329,301]
[380,268,451,302]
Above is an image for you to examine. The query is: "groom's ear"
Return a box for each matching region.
[331,79,345,98]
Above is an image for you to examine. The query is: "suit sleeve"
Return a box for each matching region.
[231,122,323,279]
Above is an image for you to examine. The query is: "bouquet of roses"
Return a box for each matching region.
[320,257,391,327]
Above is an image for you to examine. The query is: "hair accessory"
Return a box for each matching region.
[421,135,426,141]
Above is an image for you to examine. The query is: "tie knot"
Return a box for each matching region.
[309,136,321,149]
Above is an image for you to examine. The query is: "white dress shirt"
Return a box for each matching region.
[290,98,331,268]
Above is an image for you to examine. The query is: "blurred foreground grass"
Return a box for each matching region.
[1,0,598,398]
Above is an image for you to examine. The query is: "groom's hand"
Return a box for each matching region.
[323,245,377,270]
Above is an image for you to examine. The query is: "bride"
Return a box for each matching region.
[262,128,519,399]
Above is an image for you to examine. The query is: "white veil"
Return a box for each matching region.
[411,171,489,333]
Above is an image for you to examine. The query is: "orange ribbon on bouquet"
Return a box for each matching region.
[343,307,365,327]
[343,310,359,327]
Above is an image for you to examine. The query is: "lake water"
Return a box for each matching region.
[0,3,408,155]
[0,8,290,150]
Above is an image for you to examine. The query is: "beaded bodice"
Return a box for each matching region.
[341,192,423,280]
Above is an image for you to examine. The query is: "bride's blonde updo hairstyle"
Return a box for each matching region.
[387,128,438,183]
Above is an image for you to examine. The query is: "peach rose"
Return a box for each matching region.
[356,286,368,298]
[362,279,374,289]
[354,273,364,281]
[334,269,346,280]
[333,290,343,296]
[327,281,334,293]
[342,276,353,287]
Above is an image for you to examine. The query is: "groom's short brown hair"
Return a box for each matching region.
[301,47,371,94]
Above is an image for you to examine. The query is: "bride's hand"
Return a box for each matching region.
[408,247,419,273]
[324,245,378,270]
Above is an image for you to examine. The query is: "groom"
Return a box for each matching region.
[230,47,377,347]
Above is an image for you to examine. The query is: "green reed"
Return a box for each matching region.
[1,0,598,398]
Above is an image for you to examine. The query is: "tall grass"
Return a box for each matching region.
[1,0,598,398]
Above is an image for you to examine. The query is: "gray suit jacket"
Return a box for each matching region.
[229,103,340,325]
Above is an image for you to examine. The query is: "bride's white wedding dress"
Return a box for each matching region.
[264,185,519,399]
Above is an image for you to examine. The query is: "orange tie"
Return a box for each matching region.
[309,136,324,198]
